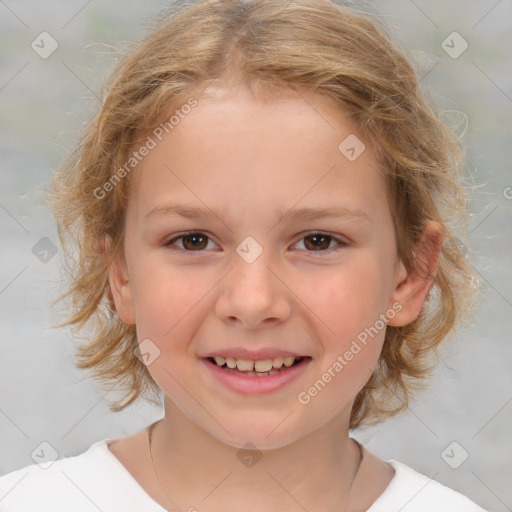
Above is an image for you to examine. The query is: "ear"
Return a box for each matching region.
[387,221,443,327]
[106,236,136,325]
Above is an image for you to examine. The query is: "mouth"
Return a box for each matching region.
[204,355,310,377]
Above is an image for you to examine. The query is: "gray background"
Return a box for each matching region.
[1,1,511,511]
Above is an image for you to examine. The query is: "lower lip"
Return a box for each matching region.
[201,358,312,395]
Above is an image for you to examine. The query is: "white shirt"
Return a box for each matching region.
[0,438,487,511]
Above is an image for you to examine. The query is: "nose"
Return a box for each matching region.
[214,249,291,330]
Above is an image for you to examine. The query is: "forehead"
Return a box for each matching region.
[127,84,388,226]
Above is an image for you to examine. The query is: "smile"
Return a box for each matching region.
[201,356,312,394]
[208,355,305,376]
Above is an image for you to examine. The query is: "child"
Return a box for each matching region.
[0,0,487,510]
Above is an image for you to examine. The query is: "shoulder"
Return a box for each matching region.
[367,460,488,512]
[0,439,163,512]
[0,440,112,512]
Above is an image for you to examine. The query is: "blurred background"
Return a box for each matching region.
[1,1,511,510]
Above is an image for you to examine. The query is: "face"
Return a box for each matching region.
[109,84,434,449]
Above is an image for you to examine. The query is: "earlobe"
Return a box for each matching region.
[107,240,136,325]
[387,222,443,327]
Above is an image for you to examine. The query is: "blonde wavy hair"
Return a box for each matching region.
[50,0,478,429]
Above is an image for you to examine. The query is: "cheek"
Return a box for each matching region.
[131,256,209,333]
[294,261,390,412]
[301,256,390,344]
[131,267,209,393]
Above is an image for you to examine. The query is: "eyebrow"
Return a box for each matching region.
[280,206,370,223]
[144,203,370,225]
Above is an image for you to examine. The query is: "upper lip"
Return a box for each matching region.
[201,348,309,360]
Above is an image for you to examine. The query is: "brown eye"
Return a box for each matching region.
[164,231,347,255]
[294,232,347,253]
[165,232,213,251]
[181,233,208,250]
[303,234,332,250]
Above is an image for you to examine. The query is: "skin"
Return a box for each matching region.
[108,83,442,511]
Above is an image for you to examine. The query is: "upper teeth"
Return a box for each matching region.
[213,356,300,372]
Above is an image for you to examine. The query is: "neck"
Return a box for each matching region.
[147,396,363,512]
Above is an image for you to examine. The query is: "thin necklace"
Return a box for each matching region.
[147,421,364,512]
[148,421,179,511]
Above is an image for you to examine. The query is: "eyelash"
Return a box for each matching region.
[163,231,348,255]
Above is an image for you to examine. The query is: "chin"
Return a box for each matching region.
[210,421,305,451]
